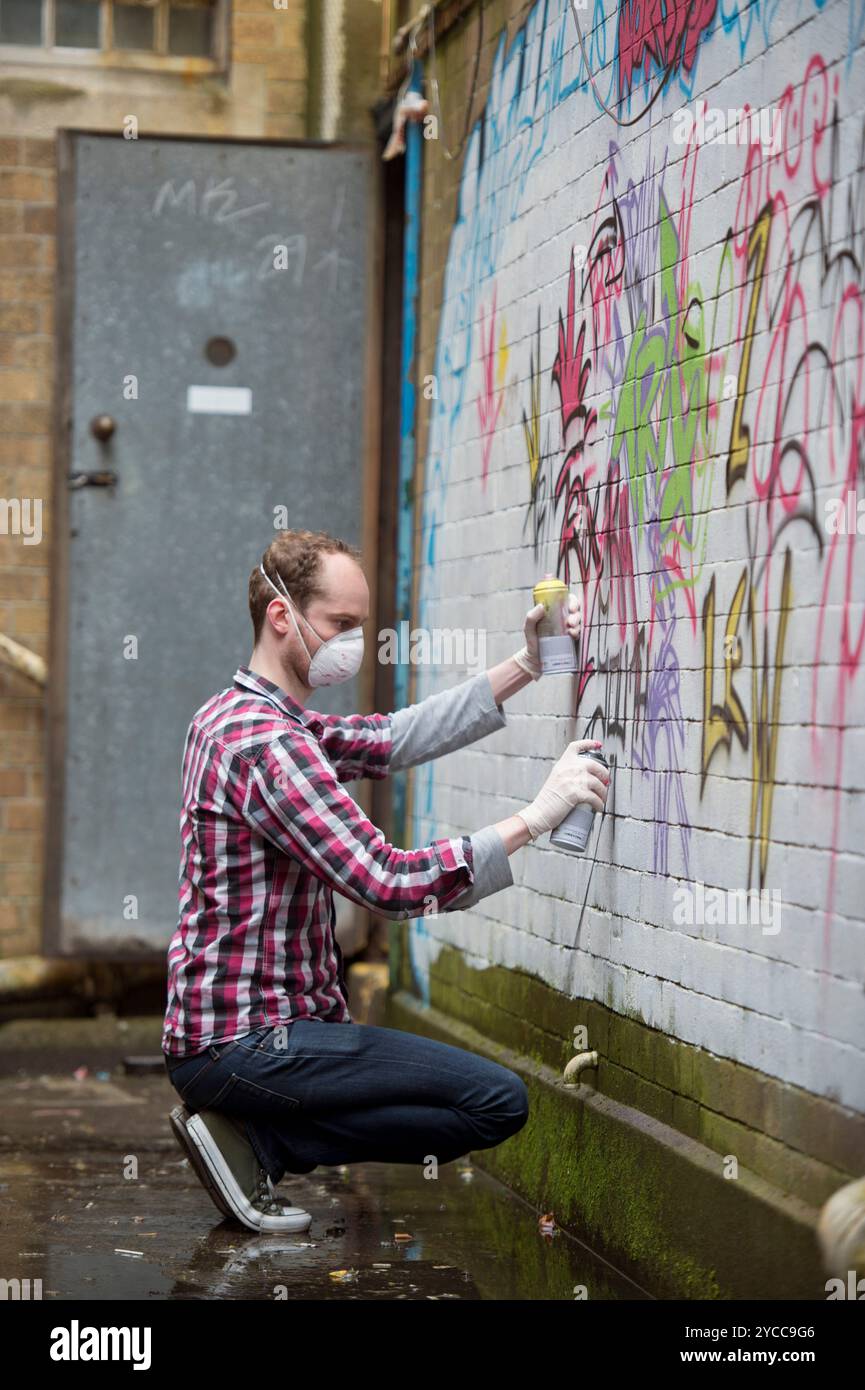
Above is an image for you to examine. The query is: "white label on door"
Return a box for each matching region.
[187,385,252,415]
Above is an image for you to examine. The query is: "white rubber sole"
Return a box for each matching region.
[185,1111,312,1233]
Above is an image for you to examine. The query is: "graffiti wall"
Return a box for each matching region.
[410,0,865,1119]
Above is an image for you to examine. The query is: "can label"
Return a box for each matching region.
[549,804,594,851]
[549,750,609,853]
[532,576,578,674]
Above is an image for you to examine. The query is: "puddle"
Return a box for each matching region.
[0,1072,648,1300]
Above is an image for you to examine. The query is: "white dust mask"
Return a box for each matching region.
[258,563,364,688]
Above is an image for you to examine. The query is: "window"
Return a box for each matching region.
[0,0,227,69]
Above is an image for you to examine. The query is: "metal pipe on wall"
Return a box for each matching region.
[391,55,424,843]
[319,0,347,141]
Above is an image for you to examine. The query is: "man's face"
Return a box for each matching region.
[280,551,369,688]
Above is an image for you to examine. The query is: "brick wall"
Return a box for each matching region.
[0,0,309,958]
[406,0,865,1200]
[0,135,55,956]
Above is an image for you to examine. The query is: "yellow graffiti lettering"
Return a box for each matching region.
[702,568,749,785]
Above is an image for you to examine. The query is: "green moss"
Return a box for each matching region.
[383,940,853,1291]
[489,1074,723,1299]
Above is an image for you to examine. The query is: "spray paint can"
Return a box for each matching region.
[549,749,609,853]
[533,574,578,674]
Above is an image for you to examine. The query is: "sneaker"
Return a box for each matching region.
[169,1104,234,1220]
[169,1105,312,1233]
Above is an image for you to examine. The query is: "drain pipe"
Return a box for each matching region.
[564,1050,599,1085]
[317,0,347,141]
[392,55,424,842]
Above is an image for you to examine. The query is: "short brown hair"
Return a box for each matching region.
[250,530,362,645]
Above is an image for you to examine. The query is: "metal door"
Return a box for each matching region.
[46,132,378,955]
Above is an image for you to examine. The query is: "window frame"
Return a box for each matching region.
[0,0,230,75]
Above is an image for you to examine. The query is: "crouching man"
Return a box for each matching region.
[162,529,609,1231]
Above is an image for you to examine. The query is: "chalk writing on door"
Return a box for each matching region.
[152,177,270,224]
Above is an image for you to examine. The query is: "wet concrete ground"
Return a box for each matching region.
[0,1041,648,1301]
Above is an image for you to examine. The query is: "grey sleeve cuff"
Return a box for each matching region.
[443,824,514,911]
[389,671,507,773]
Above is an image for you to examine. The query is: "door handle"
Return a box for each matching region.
[67,470,118,489]
[73,414,118,486]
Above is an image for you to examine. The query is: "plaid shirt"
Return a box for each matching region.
[162,665,480,1056]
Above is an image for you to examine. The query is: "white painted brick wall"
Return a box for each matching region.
[410,0,865,1115]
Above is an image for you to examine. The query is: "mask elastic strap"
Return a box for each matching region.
[258,563,318,657]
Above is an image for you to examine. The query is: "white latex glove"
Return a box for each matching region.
[517,739,610,840]
[513,592,582,680]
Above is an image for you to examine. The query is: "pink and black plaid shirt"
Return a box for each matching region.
[161,665,479,1056]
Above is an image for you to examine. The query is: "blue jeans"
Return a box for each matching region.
[164,1020,530,1184]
